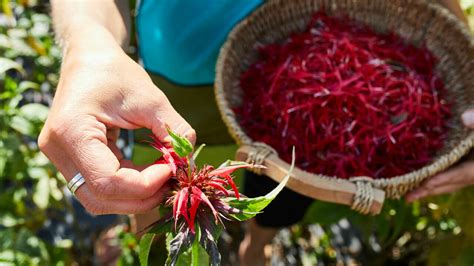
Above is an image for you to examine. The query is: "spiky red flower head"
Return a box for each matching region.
[142,131,291,266]
[151,137,254,233]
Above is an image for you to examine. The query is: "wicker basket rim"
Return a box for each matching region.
[214,0,474,198]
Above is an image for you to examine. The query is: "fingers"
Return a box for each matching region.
[39,124,172,214]
[462,109,474,128]
[406,162,474,202]
[40,116,173,200]
[406,183,464,202]
[75,184,169,215]
[87,164,172,200]
[125,86,196,146]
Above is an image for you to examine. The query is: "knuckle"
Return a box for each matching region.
[46,116,77,142]
[82,199,105,215]
[48,117,69,136]
[38,117,64,151]
[38,116,74,153]
[89,178,117,199]
[134,199,155,214]
[37,128,50,153]
[153,88,168,102]
[142,185,157,199]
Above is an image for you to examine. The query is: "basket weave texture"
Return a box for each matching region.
[215,0,474,206]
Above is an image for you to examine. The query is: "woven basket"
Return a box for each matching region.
[215,0,474,214]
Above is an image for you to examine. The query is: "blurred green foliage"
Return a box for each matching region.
[296,193,474,265]
[0,0,73,264]
[461,0,474,30]
[0,0,473,265]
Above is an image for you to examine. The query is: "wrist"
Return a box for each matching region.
[61,25,125,63]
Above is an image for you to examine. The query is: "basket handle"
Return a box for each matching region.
[236,145,385,215]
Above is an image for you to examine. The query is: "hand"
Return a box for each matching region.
[39,33,196,215]
[406,109,474,202]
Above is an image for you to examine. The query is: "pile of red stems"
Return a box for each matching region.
[235,11,452,179]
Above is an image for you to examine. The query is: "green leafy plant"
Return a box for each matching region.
[0,0,73,264]
[139,130,295,265]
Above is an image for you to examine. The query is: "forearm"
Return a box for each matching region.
[51,0,131,55]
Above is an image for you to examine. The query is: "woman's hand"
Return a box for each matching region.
[39,29,195,215]
[406,110,474,202]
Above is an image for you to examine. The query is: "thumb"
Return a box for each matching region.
[462,109,474,129]
[127,86,196,146]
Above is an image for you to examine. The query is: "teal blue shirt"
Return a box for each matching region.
[136,0,263,85]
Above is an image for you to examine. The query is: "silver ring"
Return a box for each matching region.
[67,173,86,195]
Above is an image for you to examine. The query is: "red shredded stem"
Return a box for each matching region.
[235,11,452,179]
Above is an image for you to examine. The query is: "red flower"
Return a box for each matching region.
[151,137,256,234]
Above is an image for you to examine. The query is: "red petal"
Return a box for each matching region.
[207,182,229,196]
[191,186,219,222]
[210,178,228,184]
[150,136,178,174]
[188,193,201,233]
[209,164,252,177]
[174,188,189,229]
[149,135,189,174]
[220,174,240,200]
[172,193,179,222]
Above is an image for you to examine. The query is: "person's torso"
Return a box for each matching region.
[136,0,263,86]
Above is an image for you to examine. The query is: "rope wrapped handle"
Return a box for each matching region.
[349,177,376,215]
[236,144,386,215]
[245,142,277,174]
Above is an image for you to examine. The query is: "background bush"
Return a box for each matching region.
[0,0,74,264]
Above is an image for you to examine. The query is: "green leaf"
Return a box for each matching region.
[173,246,192,266]
[54,239,73,249]
[33,175,50,209]
[0,250,29,265]
[0,58,25,75]
[10,115,34,136]
[302,201,351,226]
[385,201,410,246]
[197,218,220,266]
[139,233,155,266]
[19,103,49,122]
[17,81,40,94]
[49,178,63,201]
[191,236,208,266]
[7,94,23,109]
[29,152,51,167]
[166,228,194,266]
[0,156,6,177]
[0,213,24,227]
[224,147,295,221]
[27,167,49,180]
[136,215,173,265]
[167,127,193,158]
[216,160,250,169]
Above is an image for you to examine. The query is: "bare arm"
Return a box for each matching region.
[40,0,195,215]
[51,0,131,54]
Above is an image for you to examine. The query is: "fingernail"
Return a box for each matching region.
[462,110,474,128]
[163,135,172,144]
